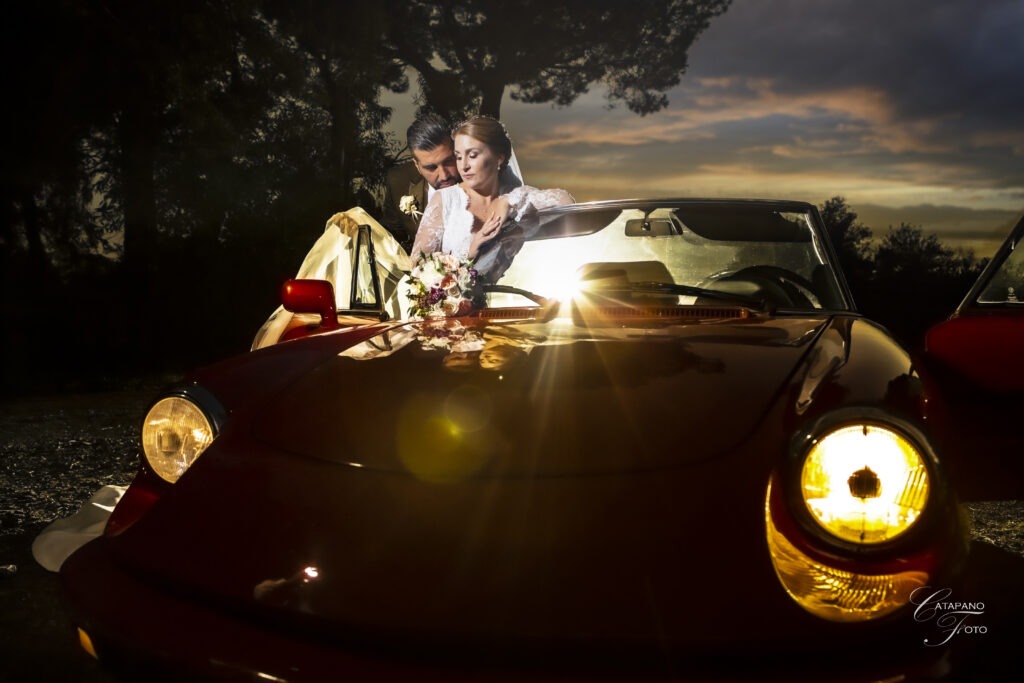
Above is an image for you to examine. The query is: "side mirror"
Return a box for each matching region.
[281,279,339,330]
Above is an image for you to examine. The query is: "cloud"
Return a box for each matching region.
[500,0,1024,217]
[391,0,1024,238]
[513,76,964,168]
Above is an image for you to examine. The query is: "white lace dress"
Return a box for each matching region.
[410,184,574,262]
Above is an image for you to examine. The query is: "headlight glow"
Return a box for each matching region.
[801,424,930,544]
[766,483,929,622]
[142,396,215,483]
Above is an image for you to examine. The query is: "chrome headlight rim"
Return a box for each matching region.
[783,409,944,556]
[140,384,226,484]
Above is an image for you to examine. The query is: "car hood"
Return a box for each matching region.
[252,316,828,476]
[101,314,935,649]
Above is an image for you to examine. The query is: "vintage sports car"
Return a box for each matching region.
[923,214,1024,501]
[62,200,971,681]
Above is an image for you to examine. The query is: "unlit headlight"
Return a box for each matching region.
[141,396,215,483]
[800,424,930,544]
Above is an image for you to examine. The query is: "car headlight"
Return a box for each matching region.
[765,481,929,623]
[141,396,216,483]
[800,424,930,544]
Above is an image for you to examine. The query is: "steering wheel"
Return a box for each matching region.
[703,265,820,309]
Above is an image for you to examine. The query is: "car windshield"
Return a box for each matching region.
[976,229,1024,305]
[490,201,850,312]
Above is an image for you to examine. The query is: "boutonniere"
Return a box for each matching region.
[399,195,422,219]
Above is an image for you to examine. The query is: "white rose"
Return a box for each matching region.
[399,195,420,217]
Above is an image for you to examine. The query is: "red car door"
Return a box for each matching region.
[923,215,1024,500]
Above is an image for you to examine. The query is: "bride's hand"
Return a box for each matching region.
[486,197,511,228]
[468,220,500,258]
[468,198,510,258]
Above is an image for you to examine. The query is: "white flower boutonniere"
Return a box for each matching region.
[399,195,422,220]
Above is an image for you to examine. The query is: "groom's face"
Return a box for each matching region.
[412,141,459,190]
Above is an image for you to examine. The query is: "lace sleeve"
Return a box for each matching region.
[410,191,444,261]
[505,185,575,222]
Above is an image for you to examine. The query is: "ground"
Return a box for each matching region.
[0,389,1021,682]
[0,390,147,683]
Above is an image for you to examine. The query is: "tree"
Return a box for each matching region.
[84,0,218,274]
[260,0,408,211]
[818,196,873,300]
[0,2,114,280]
[868,223,985,348]
[383,0,733,119]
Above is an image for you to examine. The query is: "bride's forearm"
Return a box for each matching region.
[504,186,575,221]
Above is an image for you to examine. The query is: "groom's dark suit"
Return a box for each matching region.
[381,161,429,250]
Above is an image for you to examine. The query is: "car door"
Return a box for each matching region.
[923,214,1024,499]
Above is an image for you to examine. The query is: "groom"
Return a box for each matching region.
[381,114,460,249]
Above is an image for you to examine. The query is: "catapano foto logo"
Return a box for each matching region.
[910,586,987,647]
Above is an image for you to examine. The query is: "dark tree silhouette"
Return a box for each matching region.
[79,0,223,275]
[866,223,986,349]
[260,0,408,210]
[383,0,733,119]
[819,196,873,300]
[815,198,988,349]
[1,3,113,279]
[2,0,413,392]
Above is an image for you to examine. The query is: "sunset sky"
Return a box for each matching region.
[386,0,1024,257]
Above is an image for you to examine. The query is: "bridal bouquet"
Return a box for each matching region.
[407,252,479,319]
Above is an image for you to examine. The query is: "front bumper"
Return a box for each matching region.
[62,536,956,683]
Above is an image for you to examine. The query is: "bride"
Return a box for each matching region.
[410,115,573,281]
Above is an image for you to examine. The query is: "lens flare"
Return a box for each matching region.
[396,394,493,483]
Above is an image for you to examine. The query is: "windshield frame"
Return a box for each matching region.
[955,213,1024,313]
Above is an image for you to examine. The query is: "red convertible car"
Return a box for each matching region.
[62,200,976,681]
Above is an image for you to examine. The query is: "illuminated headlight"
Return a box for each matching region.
[142,396,216,483]
[801,424,930,544]
[766,482,929,623]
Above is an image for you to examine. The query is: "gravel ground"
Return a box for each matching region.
[0,391,145,538]
[0,390,154,683]
[0,389,1021,682]
[964,500,1024,557]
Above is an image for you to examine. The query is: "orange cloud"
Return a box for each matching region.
[517,77,956,158]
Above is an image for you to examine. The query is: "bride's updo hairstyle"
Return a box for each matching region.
[452,115,512,167]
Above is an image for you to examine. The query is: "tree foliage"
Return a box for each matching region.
[384,0,733,119]
[819,198,988,348]
[818,196,872,289]
[1,0,413,391]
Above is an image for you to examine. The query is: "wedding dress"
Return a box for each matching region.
[32,484,126,572]
[409,157,574,267]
